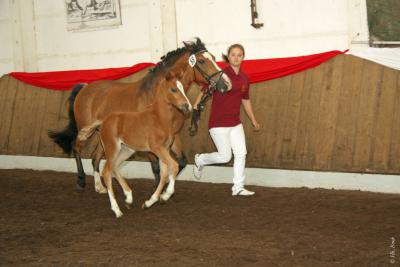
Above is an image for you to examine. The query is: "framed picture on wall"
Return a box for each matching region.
[65,0,122,31]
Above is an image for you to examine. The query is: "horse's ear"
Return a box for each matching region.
[196,38,202,46]
[183,41,192,51]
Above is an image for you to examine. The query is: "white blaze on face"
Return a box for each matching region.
[203,52,221,71]
[202,52,232,90]
[176,80,192,111]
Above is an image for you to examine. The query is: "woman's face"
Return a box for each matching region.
[228,47,244,68]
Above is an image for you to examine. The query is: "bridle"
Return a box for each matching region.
[190,50,227,93]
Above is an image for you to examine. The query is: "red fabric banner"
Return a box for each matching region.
[9,63,155,91]
[240,50,348,83]
[8,50,347,91]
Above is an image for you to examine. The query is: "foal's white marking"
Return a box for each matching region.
[161,175,175,202]
[144,194,159,208]
[108,190,123,218]
[176,80,192,110]
[124,190,133,204]
[94,171,107,194]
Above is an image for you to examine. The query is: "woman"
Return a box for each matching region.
[193,44,260,196]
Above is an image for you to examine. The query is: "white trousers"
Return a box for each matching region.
[196,124,247,192]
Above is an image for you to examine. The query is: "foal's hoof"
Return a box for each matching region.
[160,192,174,203]
[95,187,107,194]
[142,201,154,210]
[159,195,169,204]
[114,210,123,218]
[125,202,133,209]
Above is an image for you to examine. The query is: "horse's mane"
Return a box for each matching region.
[139,38,206,92]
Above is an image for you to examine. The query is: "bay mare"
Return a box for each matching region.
[77,74,192,217]
[49,38,232,192]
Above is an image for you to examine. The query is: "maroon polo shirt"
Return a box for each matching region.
[208,65,250,129]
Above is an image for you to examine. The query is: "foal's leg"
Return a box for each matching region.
[91,135,107,194]
[113,146,135,208]
[160,150,179,203]
[102,141,123,218]
[143,148,177,209]
[143,160,168,209]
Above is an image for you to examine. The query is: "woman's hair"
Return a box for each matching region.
[222,44,245,63]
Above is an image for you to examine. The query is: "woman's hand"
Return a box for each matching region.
[252,120,261,131]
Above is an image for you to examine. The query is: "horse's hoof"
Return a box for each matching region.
[76,183,85,192]
[115,211,123,218]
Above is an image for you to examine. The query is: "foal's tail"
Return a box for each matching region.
[77,120,102,143]
[48,83,86,154]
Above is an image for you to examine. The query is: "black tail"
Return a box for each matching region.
[48,84,86,154]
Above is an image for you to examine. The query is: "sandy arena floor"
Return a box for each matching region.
[0,169,399,266]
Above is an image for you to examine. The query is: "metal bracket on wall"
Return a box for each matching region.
[250,0,264,29]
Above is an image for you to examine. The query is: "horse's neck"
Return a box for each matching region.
[180,65,195,89]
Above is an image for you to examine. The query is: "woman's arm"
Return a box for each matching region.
[242,99,260,130]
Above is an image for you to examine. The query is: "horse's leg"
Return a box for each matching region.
[102,140,123,218]
[90,136,107,194]
[143,147,177,209]
[113,146,135,208]
[148,153,161,187]
[73,139,86,191]
[171,135,187,176]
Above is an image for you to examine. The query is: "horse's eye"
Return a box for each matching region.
[171,88,177,93]
[199,59,205,64]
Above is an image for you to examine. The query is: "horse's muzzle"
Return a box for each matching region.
[180,103,192,114]
[215,74,232,94]
[216,79,228,93]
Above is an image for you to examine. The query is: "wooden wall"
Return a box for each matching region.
[1,55,400,174]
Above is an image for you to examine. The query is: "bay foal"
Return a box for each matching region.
[78,74,192,217]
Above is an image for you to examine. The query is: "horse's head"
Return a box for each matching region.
[161,72,192,115]
[183,38,232,94]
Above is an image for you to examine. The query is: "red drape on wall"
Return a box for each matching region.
[9,63,155,90]
[8,50,347,90]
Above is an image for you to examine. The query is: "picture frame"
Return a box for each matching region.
[65,0,122,31]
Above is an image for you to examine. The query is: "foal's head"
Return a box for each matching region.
[157,73,192,115]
